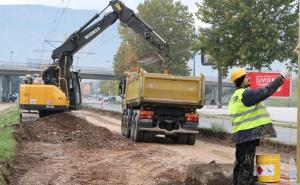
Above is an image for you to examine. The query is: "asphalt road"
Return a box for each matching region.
[200,117,297,145]
[83,98,297,145]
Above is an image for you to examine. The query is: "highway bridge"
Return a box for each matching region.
[0,62,234,102]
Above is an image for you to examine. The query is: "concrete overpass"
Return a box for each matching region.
[0,62,234,102]
[0,62,234,84]
[0,62,116,80]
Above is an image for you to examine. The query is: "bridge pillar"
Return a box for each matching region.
[0,75,2,103]
[2,75,10,102]
[211,86,218,105]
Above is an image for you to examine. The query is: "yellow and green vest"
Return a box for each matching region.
[229,88,275,144]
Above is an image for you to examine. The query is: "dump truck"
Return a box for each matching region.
[119,69,205,145]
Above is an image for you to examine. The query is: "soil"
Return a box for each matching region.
[4,109,293,185]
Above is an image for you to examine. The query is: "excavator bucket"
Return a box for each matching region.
[137,53,167,72]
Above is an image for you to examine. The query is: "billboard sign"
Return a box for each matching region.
[247,72,291,97]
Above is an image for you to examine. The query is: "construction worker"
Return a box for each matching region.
[229,68,290,185]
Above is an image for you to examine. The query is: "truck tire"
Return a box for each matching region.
[176,134,188,144]
[130,122,135,140]
[187,134,196,145]
[143,131,153,143]
[134,122,143,142]
[124,109,133,138]
[124,115,131,138]
[121,114,126,136]
[130,119,136,140]
[131,117,144,142]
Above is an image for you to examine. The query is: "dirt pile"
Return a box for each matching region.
[185,163,233,185]
[15,112,134,150]
[6,110,239,185]
[8,112,137,185]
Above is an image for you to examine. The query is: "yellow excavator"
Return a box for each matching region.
[19,0,169,119]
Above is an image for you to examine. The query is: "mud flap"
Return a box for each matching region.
[187,134,196,145]
[176,134,188,144]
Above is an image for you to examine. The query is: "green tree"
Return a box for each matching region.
[114,0,195,76]
[196,0,298,74]
[114,42,139,78]
[99,80,120,96]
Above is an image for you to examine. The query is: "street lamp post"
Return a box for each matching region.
[297,0,300,182]
[193,25,196,77]
[105,61,112,96]
[10,51,14,63]
[76,56,79,70]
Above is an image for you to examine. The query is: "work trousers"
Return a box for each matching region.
[233,139,259,185]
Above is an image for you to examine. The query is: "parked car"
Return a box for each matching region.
[115,96,122,103]
[104,96,116,102]
[9,94,17,102]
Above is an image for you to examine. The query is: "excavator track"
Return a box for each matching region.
[20,110,39,124]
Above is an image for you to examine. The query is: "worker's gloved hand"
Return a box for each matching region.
[280,68,290,79]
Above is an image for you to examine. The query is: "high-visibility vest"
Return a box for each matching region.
[229,88,272,134]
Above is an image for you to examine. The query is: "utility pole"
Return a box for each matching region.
[193,26,196,77]
[108,80,111,96]
[217,66,222,108]
[297,0,300,182]
[193,55,196,77]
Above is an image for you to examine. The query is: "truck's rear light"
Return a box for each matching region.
[139,111,154,119]
[185,113,199,122]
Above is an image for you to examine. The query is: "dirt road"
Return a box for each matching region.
[7,109,290,185]
[82,110,236,165]
[0,103,14,112]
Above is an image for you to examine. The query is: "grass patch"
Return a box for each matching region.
[0,106,19,185]
[0,106,19,161]
[0,107,20,128]
[0,128,15,161]
[210,123,226,133]
[198,123,229,141]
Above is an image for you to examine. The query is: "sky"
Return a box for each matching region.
[0,0,285,77]
[0,0,202,27]
[0,0,214,76]
[0,0,200,12]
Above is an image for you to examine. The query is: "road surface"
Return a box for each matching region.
[83,98,297,145]
[0,103,15,112]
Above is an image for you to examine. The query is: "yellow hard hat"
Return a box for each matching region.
[231,68,247,82]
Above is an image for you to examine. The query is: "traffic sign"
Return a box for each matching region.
[247,72,291,97]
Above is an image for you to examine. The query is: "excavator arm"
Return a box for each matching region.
[43,0,169,110]
[51,1,169,61]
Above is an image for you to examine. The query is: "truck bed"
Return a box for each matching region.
[125,72,205,108]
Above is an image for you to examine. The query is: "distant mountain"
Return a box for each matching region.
[0,5,120,68]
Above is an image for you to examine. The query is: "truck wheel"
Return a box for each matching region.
[176,134,188,144]
[121,114,126,136]
[187,134,196,145]
[130,122,136,140]
[143,131,153,143]
[134,122,143,142]
[124,116,131,138]
[124,111,132,138]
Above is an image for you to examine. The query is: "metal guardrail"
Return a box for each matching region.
[0,62,114,75]
[205,76,232,83]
